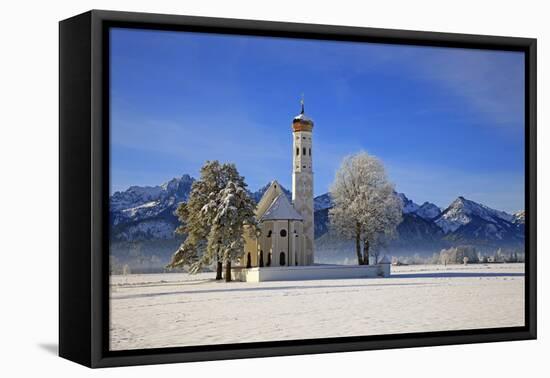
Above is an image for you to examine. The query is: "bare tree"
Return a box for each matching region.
[329,151,402,265]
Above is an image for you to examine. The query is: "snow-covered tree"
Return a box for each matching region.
[168,161,256,280]
[329,151,402,265]
[437,246,479,265]
[202,181,256,282]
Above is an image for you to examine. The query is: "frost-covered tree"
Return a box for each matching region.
[168,161,256,280]
[329,151,402,265]
[437,246,479,265]
[202,181,256,282]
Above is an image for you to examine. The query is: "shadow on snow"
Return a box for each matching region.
[111,270,524,301]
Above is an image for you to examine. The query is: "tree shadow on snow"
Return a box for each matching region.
[112,271,525,301]
[112,281,436,300]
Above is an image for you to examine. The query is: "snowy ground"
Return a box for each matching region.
[109,263,525,351]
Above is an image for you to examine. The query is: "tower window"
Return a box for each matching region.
[296,148,299,156]
[280,229,287,237]
[267,230,272,238]
[303,165,306,168]
[309,148,311,156]
[303,147,306,155]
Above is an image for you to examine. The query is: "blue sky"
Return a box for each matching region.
[110,28,525,213]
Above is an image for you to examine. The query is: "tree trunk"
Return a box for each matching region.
[225,261,232,282]
[216,261,223,280]
[363,239,370,265]
[355,223,364,265]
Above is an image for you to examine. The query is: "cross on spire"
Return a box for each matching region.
[300,93,305,114]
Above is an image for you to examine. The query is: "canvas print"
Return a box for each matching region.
[108,28,526,351]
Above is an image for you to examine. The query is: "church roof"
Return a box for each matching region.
[259,193,303,222]
[293,112,313,123]
[255,180,285,219]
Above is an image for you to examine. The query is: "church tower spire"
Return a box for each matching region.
[292,96,314,265]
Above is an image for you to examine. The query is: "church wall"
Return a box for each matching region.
[242,225,258,267]
[259,220,273,267]
[241,219,305,268]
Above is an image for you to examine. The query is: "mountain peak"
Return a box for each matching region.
[397,192,420,214]
[514,210,525,224]
[416,202,442,220]
[436,196,515,233]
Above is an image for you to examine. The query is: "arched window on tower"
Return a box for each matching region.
[309,148,311,156]
[303,147,306,155]
[296,147,299,156]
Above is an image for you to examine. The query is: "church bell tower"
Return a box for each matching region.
[292,97,314,265]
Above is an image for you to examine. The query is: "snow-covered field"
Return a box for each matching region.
[109,263,525,351]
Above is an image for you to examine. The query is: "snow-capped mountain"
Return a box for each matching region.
[427,196,524,250]
[397,193,420,214]
[251,182,291,203]
[397,193,441,220]
[111,175,194,223]
[514,210,525,224]
[110,175,524,257]
[110,175,194,241]
[415,202,442,220]
[314,193,333,211]
[435,196,515,234]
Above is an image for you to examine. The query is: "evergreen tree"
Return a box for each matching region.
[168,161,256,280]
[202,181,256,282]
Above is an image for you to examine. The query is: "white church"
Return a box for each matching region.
[241,100,315,269]
[236,100,391,282]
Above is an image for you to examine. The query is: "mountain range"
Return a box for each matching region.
[109,174,525,270]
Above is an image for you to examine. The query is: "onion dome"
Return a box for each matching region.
[292,98,314,132]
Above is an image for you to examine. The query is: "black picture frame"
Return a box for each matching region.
[59,9,537,368]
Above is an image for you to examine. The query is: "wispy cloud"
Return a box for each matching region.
[411,48,525,131]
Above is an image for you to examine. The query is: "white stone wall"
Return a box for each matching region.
[258,219,303,267]
[232,263,391,282]
[292,130,314,265]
